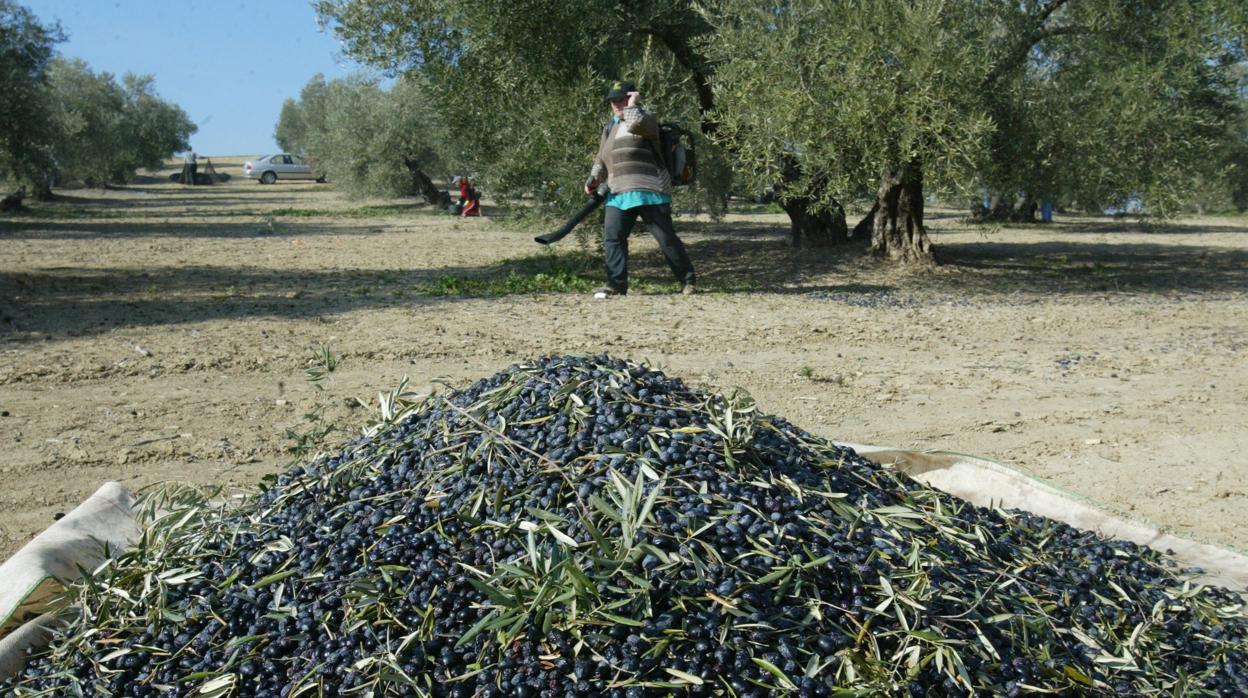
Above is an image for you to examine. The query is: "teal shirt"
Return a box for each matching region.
[607,190,671,210]
[605,117,673,211]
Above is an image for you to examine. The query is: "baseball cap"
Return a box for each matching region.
[606,80,636,101]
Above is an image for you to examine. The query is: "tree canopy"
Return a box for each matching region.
[974,0,1248,219]
[704,0,995,257]
[1,1,195,195]
[276,73,448,201]
[313,1,1247,262]
[46,59,195,187]
[313,0,724,214]
[0,0,62,192]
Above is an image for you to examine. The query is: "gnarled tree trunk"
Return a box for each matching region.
[32,178,53,202]
[983,192,1016,221]
[870,161,933,264]
[777,157,852,248]
[1016,196,1038,223]
[852,202,879,239]
[1,187,27,212]
[779,195,849,248]
[404,157,450,207]
[972,192,1040,223]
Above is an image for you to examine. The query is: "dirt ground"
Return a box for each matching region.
[1,158,1245,562]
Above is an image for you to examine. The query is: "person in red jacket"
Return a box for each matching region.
[452,176,481,217]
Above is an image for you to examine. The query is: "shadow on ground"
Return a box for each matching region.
[0,216,424,240]
[3,186,1245,341]
[0,230,873,340]
[1000,220,1246,236]
[936,240,1248,295]
[5,231,1243,341]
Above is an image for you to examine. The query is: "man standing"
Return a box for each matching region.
[183,150,198,186]
[585,81,695,298]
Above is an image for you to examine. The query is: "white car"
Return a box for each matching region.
[242,154,324,184]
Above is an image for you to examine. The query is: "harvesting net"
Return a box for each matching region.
[2,355,1245,696]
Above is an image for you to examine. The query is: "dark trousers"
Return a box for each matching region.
[603,203,694,293]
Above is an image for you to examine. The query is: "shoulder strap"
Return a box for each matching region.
[645,122,669,172]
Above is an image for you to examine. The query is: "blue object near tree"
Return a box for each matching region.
[1041,201,1053,222]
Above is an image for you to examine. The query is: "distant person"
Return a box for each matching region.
[585,80,694,298]
[452,175,481,217]
[182,151,198,186]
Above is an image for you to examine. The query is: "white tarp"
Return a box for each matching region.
[0,482,138,682]
[841,444,1248,593]
[2,450,1246,682]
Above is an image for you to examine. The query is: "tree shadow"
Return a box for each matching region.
[0,265,475,340]
[935,240,1248,295]
[659,223,1248,298]
[0,228,883,341]
[3,196,1245,342]
[46,193,135,208]
[4,233,1243,342]
[0,219,389,240]
[5,194,444,223]
[954,217,1247,236]
[669,229,872,291]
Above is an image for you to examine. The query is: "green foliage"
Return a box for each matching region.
[0,0,62,191]
[2,3,192,192]
[45,59,195,186]
[417,250,687,297]
[273,98,306,154]
[315,0,728,220]
[274,74,328,156]
[1227,94,1248,213]
[975,0,1247,215]
[1191,64,1248,213]
[706,0,996,214]
[276,73,446,198]
[417,251,603,297]
[115,74,195,176]
[285,344,340,462]
[316,0,1247,231]
[43,58,122,187]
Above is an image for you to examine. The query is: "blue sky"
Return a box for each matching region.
[27,1,367,156]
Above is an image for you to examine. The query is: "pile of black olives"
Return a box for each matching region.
[6,355,1246,696]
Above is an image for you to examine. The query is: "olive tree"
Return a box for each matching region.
[277,73,448,201]
[975,0,1248,221]
[275,74,329,155]
[709,0,1245,261]
[4,3,192,193]
[313,0,727,217]
[45,59,194,186]
[44,58,194,187]
[44,58,123,187]
[317,0,1246,262]
[705,0,993,260]
[115,74,195,178]
[1223,80,1248,212]
[0,0,62,196]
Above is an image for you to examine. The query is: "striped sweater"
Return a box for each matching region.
[589,106,672,196]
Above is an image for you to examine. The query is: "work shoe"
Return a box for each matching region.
[593,286,625,299]
[681,282,696,296]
